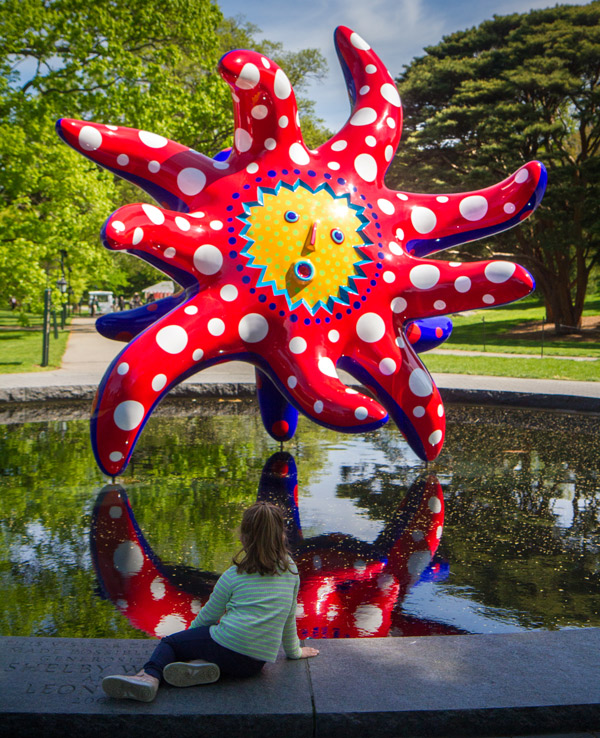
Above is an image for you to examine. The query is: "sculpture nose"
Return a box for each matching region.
[304,220,319,252]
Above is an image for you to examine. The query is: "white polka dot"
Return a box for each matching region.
[397,193,408,201]
[485,261,516,283]
[449,261,462,267]
[274,69,292,99]
[235,128,252,152]
[117,154,129,166]
[313,400,323,414]
[389,241,402,255]
[454,276,471,293]
[184,305,198,315]
[193,244,223,275]
[355,407,368,420]
[177,168,206,196]
[365,135,377,147]
[327,162,341,170]
[383,271,396,283]
[208,318,225,336]
[164,247,176,258]
[437,404,444,417]
[290,336,307,354]
[328,329,340,343]
[504,202,516,214]
[150,577,166,600]
[261,57,270,68]
[142,203,165,225]
[459,195,488,221]
[148,161,160,173]
[111,221,125,233]
[117,362,129,375]
[193,349,204,361]
[436,196,449,203]
[264,138,276,150]
[408,551,431,577]
[356,313,386,343]
[436,525,443,539]
[428,496,442,513]
[210,220,223,231]
[139,130,167,148]
[331,140,347,151]
[377,198,395,215]
[379,358,397,375]
[434,300,446,311]
[191,599,202,614]
[409,368,433,397]
[213,160,229,170]
[412,530,424,541]
[318,357,338,378]
[132,227,144,245]
[483,294,495,304]
[386,117,396,128]
[220,284,238,302]
[113,540,144,576]
[354,153,377,182]
[350,107,377,126]
[251,104,268,119]
[346,388,358,394]
[385,145,394,162]
[395,335,405,348]
[350,32,370,50]
[289,143,310,165]
[152,374,167,392]
[429,430,443,445]
[391,297,407,314]
[105,125,118,131]
[353,603,383,635]
[236,62,260,89]
[410,264,440,290]
[365,64,377,74]
[175,216,190,231]
[359,85,370,95]
[109,452,123,463]
[246,162,259,174]
[156,325,188,354]
[287,375,298,389]
[79,126,102,151]
[413,406,425,417]
[239,314,269,343]
[380,83,401,107]
[113,401,145,431]
[155,615,187,638]
[515,168,529,183]
[279,115,289,128]
[411,206,437,234]
[189,211,205,218]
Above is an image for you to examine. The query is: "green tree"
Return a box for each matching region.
[391,2,600,331]
[0,1,329,309]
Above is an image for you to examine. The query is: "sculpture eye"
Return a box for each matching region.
[331,228,345,244]
[284,211,299,223]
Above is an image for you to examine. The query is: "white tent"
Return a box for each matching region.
[142,281,175,296]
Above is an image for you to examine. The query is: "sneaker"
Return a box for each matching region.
[102,673,159,702]
[163,660,220,687]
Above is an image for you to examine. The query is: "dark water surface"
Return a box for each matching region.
[1,400,599,641]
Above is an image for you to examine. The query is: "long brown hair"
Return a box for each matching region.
[233,502,294,575]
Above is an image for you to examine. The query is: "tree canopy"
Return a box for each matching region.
[0,1,329,310]
[391,2,600,330]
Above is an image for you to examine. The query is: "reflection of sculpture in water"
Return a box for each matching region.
[90,453,461,640]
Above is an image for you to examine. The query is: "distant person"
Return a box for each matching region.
[89,296,96,316]
[118,295,125,311]
[9,296,17,310]
[101,501,319,702]
[132,292,141,308]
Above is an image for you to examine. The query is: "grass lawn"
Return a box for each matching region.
[0,309,71,373]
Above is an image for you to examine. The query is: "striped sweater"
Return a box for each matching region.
[189,562,302,662]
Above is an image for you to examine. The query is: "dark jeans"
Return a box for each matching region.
[143,626,265,681]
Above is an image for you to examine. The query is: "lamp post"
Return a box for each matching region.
[57,276,68,329]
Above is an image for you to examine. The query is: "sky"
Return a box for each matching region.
[218,0,590,132]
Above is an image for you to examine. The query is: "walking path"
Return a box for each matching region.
[1,318,599,408]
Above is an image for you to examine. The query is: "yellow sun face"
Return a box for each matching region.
[241,182,370,311]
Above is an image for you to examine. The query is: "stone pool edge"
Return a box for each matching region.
[1,630,600,737]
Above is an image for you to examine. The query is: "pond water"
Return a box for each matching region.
[1,400,599,642]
